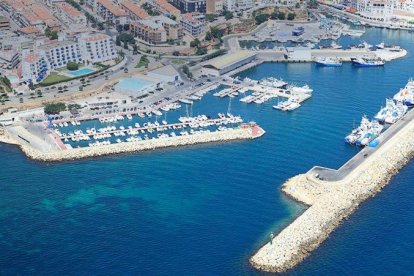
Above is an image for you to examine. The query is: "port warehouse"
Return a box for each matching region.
[201,51,257,76]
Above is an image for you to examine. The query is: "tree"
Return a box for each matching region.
[190,38,201,48]
[123,24,130,31]
[172,51,180,56]
[196,47,207,55]
[79,86,83,91]
[205,14,217,22]
[255,14,270,24]
[123,41,128,50]
[295,3,300,8]
[224,11,233,20]
[287,12,295,21]
[44,102,66,114]
[97,22,105,30]
[116,36,121,46]
[210,26,224,39]
[66,61,79,71]
[133,45,138,55]
[271,12,279,20]
[182,65,192,79]
[68,103,81,110]
[116,24,123,33]
[205,31,212,41]
[277,12,286,20]
[170,14,176,20]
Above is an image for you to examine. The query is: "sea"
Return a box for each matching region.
[1,28,414,275]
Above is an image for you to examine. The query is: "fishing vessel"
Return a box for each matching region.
[345,116,383,146]
[393,78,414,106]
[375,99,408,124]
[314,57,342,67]
[351,57,385,67]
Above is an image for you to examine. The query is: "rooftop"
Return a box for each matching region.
[56,2,83,18]
[120,1,150,19]
[153,0,181,15]
[204,51,256,70]
[97,0,127,17]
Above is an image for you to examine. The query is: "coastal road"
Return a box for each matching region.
[311,105,414,181]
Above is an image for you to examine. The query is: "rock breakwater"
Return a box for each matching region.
[250,110,414,273]
[5,125,264,162]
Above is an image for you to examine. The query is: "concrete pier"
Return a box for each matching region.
[250,107,414,272]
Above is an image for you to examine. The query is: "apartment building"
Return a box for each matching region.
[120,1,150,21]
[170,0,206,13]
[180,12,205,37]
[20,33,117,84]
[78,33,118,64]
[356,0,395,20]
[55,2,87,28]
[130,15,183,44]
[206,0,223,13]
[150,0,182,19]
[96,0,128,24]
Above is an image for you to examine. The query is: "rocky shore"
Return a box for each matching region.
[250,111,414,272]
[1,125,264,162]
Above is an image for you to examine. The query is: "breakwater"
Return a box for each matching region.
[250,108,414,272]
[2,124,265,162]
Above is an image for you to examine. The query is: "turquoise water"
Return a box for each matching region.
[68,68,95,77]
[1,28,414,274]
[115,77,154,92]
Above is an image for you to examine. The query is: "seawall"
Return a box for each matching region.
[250,109,414,272]
[2,125,264,162]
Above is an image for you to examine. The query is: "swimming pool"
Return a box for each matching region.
[67,68,95,77]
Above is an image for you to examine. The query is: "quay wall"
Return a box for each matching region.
[250,105,414,272]
[6,126,261,162]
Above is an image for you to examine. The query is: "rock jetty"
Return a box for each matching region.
[250,110,414,272]
[1,124,265,162]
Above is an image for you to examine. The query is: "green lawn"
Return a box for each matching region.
[40,72,71,85]
[171,59,185,65]
[135,57,149,68]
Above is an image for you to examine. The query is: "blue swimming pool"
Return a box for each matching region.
[67,68,95,77]
[115,77,154,93]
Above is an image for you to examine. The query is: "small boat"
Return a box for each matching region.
[179,98,193,104]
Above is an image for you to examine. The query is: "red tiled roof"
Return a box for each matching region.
[97,0,127,17]
[121,1,149,19]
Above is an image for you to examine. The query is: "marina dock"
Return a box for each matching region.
[250,100,414,273]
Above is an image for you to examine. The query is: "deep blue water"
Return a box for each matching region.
[1,28,414,275]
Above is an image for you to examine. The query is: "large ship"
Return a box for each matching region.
[314,57,342,67]
[351,57,385,67]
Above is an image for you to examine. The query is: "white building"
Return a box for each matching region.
[223,0,253,11]
[38,40,82,70]
[20,33,117,84]
[180,12,205,37]
[20,50,49,84]
[78,33,117,64]
[55,2,87,28]
[356,0,395,21]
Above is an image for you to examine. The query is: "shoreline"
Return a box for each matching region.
[0,125,265,162]
[250,107,414,272]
